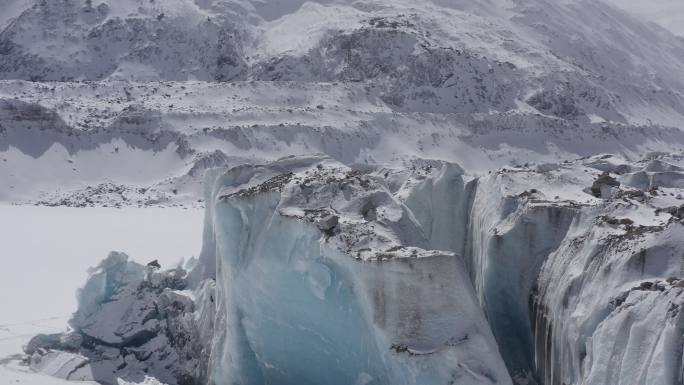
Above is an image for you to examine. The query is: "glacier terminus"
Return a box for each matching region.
[1,1,684,385]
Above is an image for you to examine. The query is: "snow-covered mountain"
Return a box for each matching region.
[2,0,684,385]
[3,0,684,122]
[2,0,684,206]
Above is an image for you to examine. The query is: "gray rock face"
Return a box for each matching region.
[0,0,247,81]
[315,213,339,233]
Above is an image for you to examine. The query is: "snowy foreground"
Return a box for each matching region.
[18,153,684,385]
[0,205,203,385]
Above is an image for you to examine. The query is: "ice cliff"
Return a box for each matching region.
[200,156,510,385]
[7,1,684,384]
[26,153,684,385]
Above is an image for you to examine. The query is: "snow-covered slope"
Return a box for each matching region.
[2,0,684,207]
[0,0,683,208]
[3,80,684,206]
[2,0,684,123]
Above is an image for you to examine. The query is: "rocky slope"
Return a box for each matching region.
[3,0,684,208]
[2,0,684,124]
[3,80,684,207]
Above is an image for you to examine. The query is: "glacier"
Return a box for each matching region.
[24,153,684,385]
[201,156,510,385]
[4,0,684,384]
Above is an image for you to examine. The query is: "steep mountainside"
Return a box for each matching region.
[3,0,684,207]
[2,0,684,123]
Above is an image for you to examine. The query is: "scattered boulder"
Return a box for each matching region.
[536,163,560,173]
[518,189,539,198]
[590,172,620,198]
[600,216,634,226]
[616,189,647,202]
[316,214,339,235]
[657,205,684,220]
[147,259,161,269]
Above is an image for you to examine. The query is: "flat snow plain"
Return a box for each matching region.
[0,205,203,385]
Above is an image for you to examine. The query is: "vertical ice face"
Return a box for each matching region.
[23,154,684,385]
[464,172,580,382]
[534,204,684,385]
[202,155,512,385]
[460,155,684,385]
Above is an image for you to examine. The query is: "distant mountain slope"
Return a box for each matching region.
[606,0,684,36]
[1,0,684,203]
[1,0,684,125]
[2,80,684,206]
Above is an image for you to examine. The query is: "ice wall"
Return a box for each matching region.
[464,172,579,382]
[201,155,512,385]
[533,205,684,385]
[24,153,684,385]
[461,156,684,385]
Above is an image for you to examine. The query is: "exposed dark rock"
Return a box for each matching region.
[590,172,620,198]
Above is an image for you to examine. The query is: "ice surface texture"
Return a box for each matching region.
[28,153,684,385]
[9,1,684,383]
[201,155,511,385]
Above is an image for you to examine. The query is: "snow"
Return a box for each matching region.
[605,0,684,36]
[3,80,684,209]
[253,2,365,58]
[3,0,684,128]
[2,1,684,384]
[0,205,202,324]
[0,0,30,30]
[0,205,202,384]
